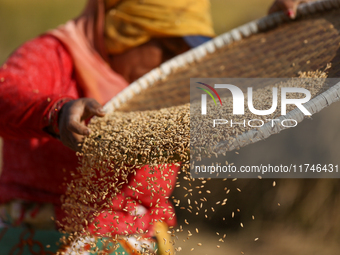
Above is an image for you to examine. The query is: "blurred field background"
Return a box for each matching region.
[0,0,275,64]
[1,0,340,254]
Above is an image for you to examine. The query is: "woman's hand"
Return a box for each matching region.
[268,0,312,19]
[58,98,106,152]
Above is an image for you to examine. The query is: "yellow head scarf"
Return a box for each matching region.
[104,0,215,54]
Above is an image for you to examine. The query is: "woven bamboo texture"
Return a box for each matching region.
[103,0,340,153]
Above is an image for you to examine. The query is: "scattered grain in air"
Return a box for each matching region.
[304,40,308,44]
[237,188,241,192]
[58,71,328,253]
[217,245,221,248]
[46,245,51,248]
[240,223,244,228]
[191,248,194,251]
[252,215,255,220]
[206,190,211,194]
[232,178,237,181]
[232,212,234,218]
[235,152,239,154]
[225,161,229,165]
[254,238,259,241]
[273,181,276,187]
[195,228,199,234]
[197,243,202,246]
[278,203,281,206]
[258,175,262,179]
[306,60,310,64]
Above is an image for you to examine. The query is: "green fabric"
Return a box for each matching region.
[95,238,127,254]
[0,227,158,254]
[0,227,63,254]
[95,237,158,254]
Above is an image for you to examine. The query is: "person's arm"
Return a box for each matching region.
[0,35,76,139]
[268,0,313,19]
[0,35,104,150]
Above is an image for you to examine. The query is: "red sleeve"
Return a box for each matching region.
[0,35,78,139]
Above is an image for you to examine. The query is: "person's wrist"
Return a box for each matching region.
[45,98,74,138]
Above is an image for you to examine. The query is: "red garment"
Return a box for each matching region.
[0,35,177,235]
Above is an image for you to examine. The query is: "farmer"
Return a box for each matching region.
[0,0,311,254]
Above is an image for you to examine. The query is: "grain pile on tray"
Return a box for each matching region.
[83,104,190,167]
